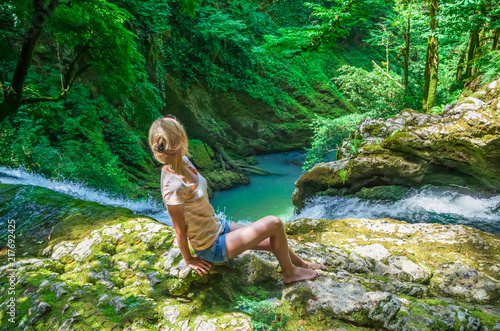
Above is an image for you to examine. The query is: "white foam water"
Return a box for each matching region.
[2,166,499,234]
[293,188,500,234]
[0,166,176,225]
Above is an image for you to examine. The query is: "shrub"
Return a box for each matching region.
[333,64,405,116]
[303,113,370,171]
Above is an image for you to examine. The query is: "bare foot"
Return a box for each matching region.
[282,266,321,285]
[303,260,327,270]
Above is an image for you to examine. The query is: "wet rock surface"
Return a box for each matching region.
[293,79,500,208]
[1,209,500,330]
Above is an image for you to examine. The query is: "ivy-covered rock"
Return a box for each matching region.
[293,79,500,208]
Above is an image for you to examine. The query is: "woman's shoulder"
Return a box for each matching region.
[161,166,185,189]
[182,155,195,167]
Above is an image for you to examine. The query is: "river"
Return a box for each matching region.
[1,153,499,234]
[210,152,305,223]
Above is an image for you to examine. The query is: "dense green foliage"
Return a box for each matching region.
[303,113,368,170]
[0,0,367,197]
[0,0,166,198]
[0,0,499,193]
[334,65,406,115]
[0,85,156,197]
[298,0,500,170]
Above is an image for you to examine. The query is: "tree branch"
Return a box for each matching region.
[67,63,91,88]
[17,48,90,107]
[372,60,404,89]
[63,41,91,89]
[214,144,241,172]
[20,90,68,105]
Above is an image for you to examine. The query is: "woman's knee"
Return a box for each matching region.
[266,216,283,230]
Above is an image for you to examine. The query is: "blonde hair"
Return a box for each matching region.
[148,117,189,173]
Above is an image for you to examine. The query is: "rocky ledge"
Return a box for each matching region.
[293,79,500,208]
[1,201,500,330]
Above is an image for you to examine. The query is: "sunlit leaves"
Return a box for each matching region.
[50,0,143,98]
[334,64,405,115]
[303,113,368,171]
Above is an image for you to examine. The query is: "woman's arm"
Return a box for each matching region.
[166,204,212,276]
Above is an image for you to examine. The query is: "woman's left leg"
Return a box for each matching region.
[229,221,326,270]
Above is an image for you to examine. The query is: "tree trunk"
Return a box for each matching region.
[0,0,60,125]
[12,0,59,100]
[403,1,412,88]
[456,51,466,81]
[471,27,486,77]
[214,144,241,172]
[465,30,479,77]
[422,0,439,113]
[422,46,431,111]
[493,28,500,50]
[216,152,226,171]
[427,36,439,110]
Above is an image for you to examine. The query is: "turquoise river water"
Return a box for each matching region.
[1,152,499,234]
[210,152,305,223]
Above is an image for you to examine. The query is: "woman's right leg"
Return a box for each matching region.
[228,222,326,270]
[225,216,321,284]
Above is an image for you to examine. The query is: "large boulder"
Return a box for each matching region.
[2,184,500,330]
[282,218,500,330]
[293,79,500,208]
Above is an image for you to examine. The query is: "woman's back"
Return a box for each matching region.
[161,156,222,250]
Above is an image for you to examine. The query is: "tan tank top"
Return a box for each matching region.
[161,156,223,250]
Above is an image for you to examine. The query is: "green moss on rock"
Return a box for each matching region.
[188,139,214,171]
[354,185,409,200]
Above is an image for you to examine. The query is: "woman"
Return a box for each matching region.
[149,116,325,284]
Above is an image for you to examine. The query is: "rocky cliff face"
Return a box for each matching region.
[163,75,356,156]
[293,79,500,209]
[1,184,500,330]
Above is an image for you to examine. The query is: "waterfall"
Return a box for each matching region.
[0,166,176,226]
[293,188,500,234]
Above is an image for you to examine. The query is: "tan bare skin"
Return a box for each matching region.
[227,222,327,271]
[163,151,324,284]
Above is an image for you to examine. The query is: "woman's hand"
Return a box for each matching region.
[186,256,212,276]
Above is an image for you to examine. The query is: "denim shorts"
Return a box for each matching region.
[193,218,232,263]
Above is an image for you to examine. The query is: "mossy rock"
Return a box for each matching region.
[4,180,500,330]
[205,170,249,192]
[284,218,329,235]
[317,187,345,197]
[354,185,409,201]
[163,73,355,156]
[188,139,213,171]
[293,87,500,208]
[0,184,139,261]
